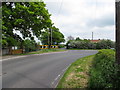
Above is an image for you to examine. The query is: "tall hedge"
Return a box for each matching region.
[89,49,120,88]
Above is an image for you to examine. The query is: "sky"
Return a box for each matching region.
[44,0,115,41]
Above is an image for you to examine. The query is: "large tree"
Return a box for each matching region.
[40,26,65,45]
[2,1,52,48]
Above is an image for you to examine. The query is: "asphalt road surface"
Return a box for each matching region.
[2,50,98,88]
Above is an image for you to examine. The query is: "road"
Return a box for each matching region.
[2,50,98,88]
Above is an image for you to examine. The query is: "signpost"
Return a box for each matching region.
[116,0,120,64]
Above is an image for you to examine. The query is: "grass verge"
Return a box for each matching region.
[57,55,95,88]
[19,49,66,55]
[57,49,119,88]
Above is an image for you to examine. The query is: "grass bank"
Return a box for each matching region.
[57,55,95,88]
[57,49,119,88]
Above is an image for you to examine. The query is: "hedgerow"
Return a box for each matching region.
[89,49,120,88]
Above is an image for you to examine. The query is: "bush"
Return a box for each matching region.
[66,39,115,49]
[23,39,37,52]
[96,40,115,49]
[89,49,120,88]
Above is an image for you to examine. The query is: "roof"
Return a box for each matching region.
[90,40,101,43]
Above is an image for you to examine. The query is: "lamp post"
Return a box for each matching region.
[116,0,120,64]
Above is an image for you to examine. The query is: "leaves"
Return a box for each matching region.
[40,26,65,45]
[2,1,54,47]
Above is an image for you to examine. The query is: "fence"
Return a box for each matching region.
[10,49,23,55]
[2,49,9,55]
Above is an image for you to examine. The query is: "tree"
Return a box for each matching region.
[2,1,52,47]
[23,39,37,52]
[75,37,81,41]
[67,36,74,41]
[40,26,65,45]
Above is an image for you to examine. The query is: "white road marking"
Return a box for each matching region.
[1,51,68,62]
[51,64,71,88]
[62,64,71,72]
[55,74,61,81]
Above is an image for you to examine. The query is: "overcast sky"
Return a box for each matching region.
[44,0,115,41]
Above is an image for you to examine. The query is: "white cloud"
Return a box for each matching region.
[44,0,115,41]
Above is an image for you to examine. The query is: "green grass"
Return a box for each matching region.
[16,49,66,55]
[57,49,119,88]
[57,55,95,88]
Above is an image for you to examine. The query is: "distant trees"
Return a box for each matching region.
[67,36,74,41]
[66,38,115,49]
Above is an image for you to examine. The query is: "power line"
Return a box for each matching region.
[57,0,64,16]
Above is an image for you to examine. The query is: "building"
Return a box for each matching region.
[90,39,101,43]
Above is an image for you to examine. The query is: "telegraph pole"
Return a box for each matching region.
[116,0,120,64]
[92,32,93,40]
[48,29,50,48]
[51,28,52,45]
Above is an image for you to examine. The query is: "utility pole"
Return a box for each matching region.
[48,29,50,48]
[51,28,52,46]
[92,32,93,40]
[116,0,120,64]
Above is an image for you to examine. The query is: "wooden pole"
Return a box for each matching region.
[92,32,93,40]
[116,0,120,64]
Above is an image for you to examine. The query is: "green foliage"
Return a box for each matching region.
[40,26,65,45]
[66,39,95,49]
[23,39,37,52]
[57,55,95,88]
[58,44,65,48]
[2,1,52,48]
[75,37,82,41]
[89,49,120,88]
[66,39,115,49]
[96,40,115,49]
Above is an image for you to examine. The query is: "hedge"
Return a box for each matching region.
[89,49,120,88]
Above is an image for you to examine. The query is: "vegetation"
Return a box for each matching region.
[40,26,65,45]
[23,39,38,52]
[57,49,119,88]
[66,37,115,49]
[19,49,66,55]
[2,1,65,54]
[89,49,120,88]
[57,55,95,88]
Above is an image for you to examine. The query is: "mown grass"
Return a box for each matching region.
[57,55,95,88]
[18,49,66,55]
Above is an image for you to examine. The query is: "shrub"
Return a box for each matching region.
[66,39,115,49]
[89,49,120,88]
